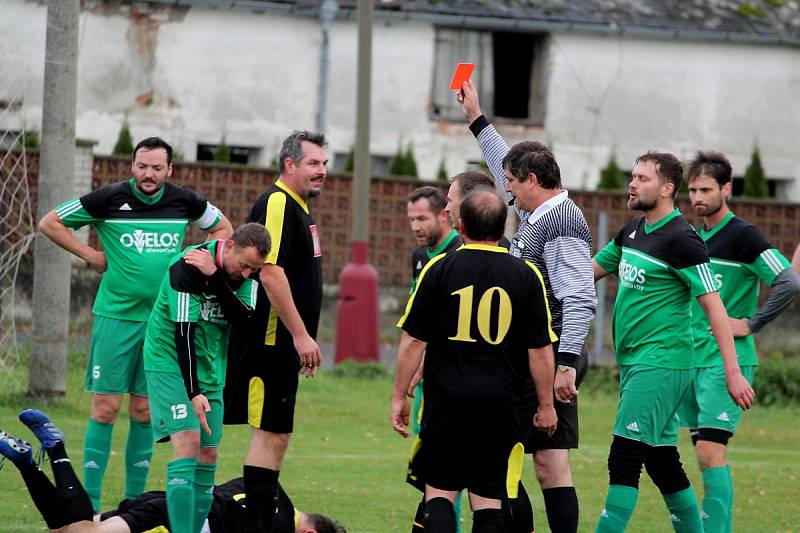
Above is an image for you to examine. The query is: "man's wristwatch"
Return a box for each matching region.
[557,365,573,373]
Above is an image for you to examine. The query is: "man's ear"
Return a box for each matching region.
[527,172,539,189]
[721,181,733,201]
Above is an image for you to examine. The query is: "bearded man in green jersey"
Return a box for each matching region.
[39,137,233,510]
[143,222,268,533]
[681,151,800,533]
[592,152,755,533]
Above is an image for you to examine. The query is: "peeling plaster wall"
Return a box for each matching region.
[2,1,799,198]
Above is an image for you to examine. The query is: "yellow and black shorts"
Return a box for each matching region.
[223,337,301,434]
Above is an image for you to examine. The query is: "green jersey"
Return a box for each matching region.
[595,209,716,369]
[143,240,257,391]
[55,179,222,321]
[690,212,791,367]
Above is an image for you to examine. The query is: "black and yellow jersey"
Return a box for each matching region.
[245,180,323,346]
[399,244,556,407]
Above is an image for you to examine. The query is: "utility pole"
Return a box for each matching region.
[29,0,79,396]
[334,0,379,363]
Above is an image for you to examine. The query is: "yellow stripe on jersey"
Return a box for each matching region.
[506,442,525,498]
[460,243,508,253]
[407,436,423,482]
[264,192,287,265]
[397,253,448,328]
[294,508,300,527]
[275,179,309,214]
[265,308,279,346]
[142,527,169,533]
[524,260,559,343]
[248,377,265,427]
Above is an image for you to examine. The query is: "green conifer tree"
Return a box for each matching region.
[213,136,231,163]
[742,147,769,198]
[596,154,625,190]
[437,158,448,182]
[112,121,134,156]
[403,143,418,178]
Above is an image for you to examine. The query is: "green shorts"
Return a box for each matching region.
[613,365,693,446]
[146,371,224,447]
[84,316,148,396]
[678,365,756,433]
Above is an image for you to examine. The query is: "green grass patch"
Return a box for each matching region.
[1,367,798,532]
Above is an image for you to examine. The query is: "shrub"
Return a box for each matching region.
[112,120,134,156]
[754,353,800,406]
[597,154,625,191]
[328,359,389,379]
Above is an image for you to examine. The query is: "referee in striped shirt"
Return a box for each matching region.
[457,80,596,533]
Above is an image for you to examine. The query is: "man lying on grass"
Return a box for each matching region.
[0,409,344,533]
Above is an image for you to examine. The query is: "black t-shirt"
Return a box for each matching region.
[244,181,323,346]
[208,478,295,533]
[399,244,556,414]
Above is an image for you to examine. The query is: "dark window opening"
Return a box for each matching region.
[196,143,258,165]
[731,177,777,198]
[492,32,536,119]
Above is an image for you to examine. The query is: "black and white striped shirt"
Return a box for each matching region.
[470,116,597,361]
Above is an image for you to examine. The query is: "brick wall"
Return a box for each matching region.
[11,152,800,287]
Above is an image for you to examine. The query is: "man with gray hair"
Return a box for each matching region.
[224,130,329,533]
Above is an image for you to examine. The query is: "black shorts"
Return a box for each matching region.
[101,492,169,532]
[223,335,301,434]
[408,400,524,500]
[519,344,588,452]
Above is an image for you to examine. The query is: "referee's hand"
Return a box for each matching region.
[391,396,410,438]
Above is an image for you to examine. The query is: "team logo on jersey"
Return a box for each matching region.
[309,224,322,257]
[618,258,646,290]
[626,421,640,432]
[629,230,636,239]
[716,412,730,422]
[200,299,226,323]
[119,203,132,211]
[119,230,181,253]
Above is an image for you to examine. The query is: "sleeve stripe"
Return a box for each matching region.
[264,193,287,265]
[177,292,189,322]
[250,280,258,308]
[761,249,783,276]
[55,199,82,219]
[697,263,716,293]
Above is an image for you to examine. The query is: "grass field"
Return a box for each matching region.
[1,362,798,533]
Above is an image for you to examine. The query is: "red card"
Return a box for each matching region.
[449,63,475,90]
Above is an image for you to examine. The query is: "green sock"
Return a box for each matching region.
[701,466,733,533]
[124,418,153,500]
[596,485,638,533]
[194,462,217,532]
[663,487,703,533]
[167,458,197,533]
[83,418,113,512]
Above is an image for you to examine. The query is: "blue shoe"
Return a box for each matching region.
[18,409,64,449]
[0,430,33,466]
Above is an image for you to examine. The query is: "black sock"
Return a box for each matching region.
[472,508,504,533]
[542,486,578,533]
[14,461,66,529]
[412,496,426,532]
[243,465,279,533]
[424,497,456,533]
[48,441,94,523]
[503,481,534,533]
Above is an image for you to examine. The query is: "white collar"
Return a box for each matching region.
[526,190,569,224]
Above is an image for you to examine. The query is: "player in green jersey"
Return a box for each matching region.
[592,151,754,533]
[38,137,233,510]
[143,222,268,533]
[682,151,800,533]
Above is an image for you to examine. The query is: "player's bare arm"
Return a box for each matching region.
[407,352,425,398]
[207,214,233,240]
[696,292,755,410]
[528,345,558,436]
[260,263,321,377]
[592,259,610,281]
[793,243,800,273]
[456,79,483,123]
[39,210,107,274]
[391,332,427,438]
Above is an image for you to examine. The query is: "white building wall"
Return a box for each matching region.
[2,2,799,198]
